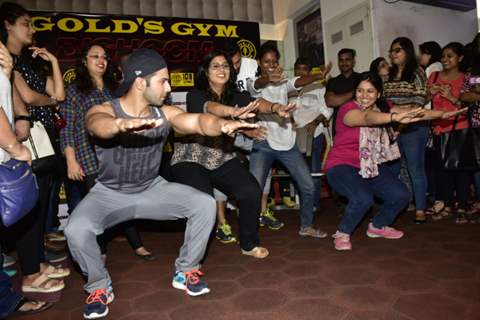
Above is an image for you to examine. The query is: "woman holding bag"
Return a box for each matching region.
[428,42,470,223]
[0,39,53,318]
[0,2,68,293]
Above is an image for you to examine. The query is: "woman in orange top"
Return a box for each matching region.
[427,42,469,223]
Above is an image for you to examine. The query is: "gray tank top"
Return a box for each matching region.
[95,99,170,193]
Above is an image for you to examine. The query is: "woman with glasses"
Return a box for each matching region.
[0,1,68,294]
[60,43,154,262]
[171,50,293,259]
[384,37,429,224]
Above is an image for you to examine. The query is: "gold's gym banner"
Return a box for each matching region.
[30,12,260,91]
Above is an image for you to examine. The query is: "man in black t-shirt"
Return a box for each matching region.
[324,48,362,136]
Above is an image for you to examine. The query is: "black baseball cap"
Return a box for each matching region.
[115,48,167,97]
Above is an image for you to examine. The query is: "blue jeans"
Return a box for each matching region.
[0,253,22,318]
[327,165,410,235]
[311,134,325,209]
[390,125,429,210]
[250,140,315,228]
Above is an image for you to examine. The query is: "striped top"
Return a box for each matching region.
[383,67,427,107]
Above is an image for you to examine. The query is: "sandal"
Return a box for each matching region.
[16,298,54,314]
[22,273,65,293]
[42,264,70,279]
[241,246,269,259]
[428,202,452,221]
[455,210,469,224]
[414,211,427,224]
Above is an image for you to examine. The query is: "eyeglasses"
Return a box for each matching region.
[389,47,403,54]
[210,64,230,71]
[87,54,109,60]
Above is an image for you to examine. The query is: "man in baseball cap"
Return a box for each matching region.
[64,48,259,319]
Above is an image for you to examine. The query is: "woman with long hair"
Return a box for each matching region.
[428,42,469,223]
[60,43,154,261]
[384,37,429,224]
[0,1,68,293]
[171,50,292,258]
[326,72,465,250]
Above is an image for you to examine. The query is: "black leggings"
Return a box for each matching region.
[172,158,262,251]
[434,135,470,209]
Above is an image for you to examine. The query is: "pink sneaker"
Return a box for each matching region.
[332,231,352,250]
[366,223,404,239]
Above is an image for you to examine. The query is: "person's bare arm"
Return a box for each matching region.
[343,107,425,127]
[13,71,57,106]
[460,91,480,103]
[324,90,354,108]
[0,107,31,162]
[162,105,258,136]
[12,85,30,141]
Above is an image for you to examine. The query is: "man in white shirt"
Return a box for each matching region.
[290,57,333,211]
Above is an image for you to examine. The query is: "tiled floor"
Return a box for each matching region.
[11,200,480,320]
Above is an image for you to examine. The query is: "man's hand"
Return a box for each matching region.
[266,66,284,84]
[115,118,164,133]
[241,126,267,140]
[15,119,30,142]
[220,120,259,136]
[232,101,258,119]
[321,62,333,79]
[274,102,296,118]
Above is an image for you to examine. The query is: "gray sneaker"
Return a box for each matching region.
[299,226,328,238]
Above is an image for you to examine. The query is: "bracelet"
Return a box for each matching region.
[14,115,32,122]
[390,112,398,123]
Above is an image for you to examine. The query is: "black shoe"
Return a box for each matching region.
[135,252,157,262]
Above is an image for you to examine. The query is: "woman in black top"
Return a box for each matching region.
[171,50,293,259]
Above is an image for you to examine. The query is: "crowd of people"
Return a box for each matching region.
[0,2,479,319]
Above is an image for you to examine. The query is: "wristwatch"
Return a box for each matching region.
[14,115,32,122]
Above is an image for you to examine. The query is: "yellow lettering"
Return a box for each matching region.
[112,19,138,33]
[215,25,239,38]
[193,23,213,36]
[57,18,83,32]
[171,22,194,36]
[31,16,54,32]
[85,18,111,33]
[144,20,165,35]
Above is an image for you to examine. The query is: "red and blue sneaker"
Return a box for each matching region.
[83,287,114,319]
[172,270,210,296]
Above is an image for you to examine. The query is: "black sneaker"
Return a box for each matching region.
[215,224,237,244]
[259,209,284,230]
[83,287,114,319]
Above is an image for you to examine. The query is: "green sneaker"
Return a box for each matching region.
[215,224,237,244]
[259,209,284,230]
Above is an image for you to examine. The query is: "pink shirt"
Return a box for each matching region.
[324,101,361,171]
[428,72,468,135]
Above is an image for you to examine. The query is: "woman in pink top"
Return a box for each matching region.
[427,42,469,223]
[325,72,464,251]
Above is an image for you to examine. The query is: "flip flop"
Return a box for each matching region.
[16,298,54,315]
[241,246,269,259]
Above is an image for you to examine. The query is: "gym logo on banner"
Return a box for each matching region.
[30,12,260,90]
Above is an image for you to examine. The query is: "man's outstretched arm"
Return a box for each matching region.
[162,105,258,136]
[86,103,163,139]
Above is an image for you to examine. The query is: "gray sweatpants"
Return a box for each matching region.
[64,176,216,293]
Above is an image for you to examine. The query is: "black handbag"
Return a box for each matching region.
[441,116,480,170]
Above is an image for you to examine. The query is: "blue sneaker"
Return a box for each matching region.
[172,270,210,296]
[83,287,114,319]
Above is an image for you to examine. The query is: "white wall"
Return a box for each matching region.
[372,1,477,58]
